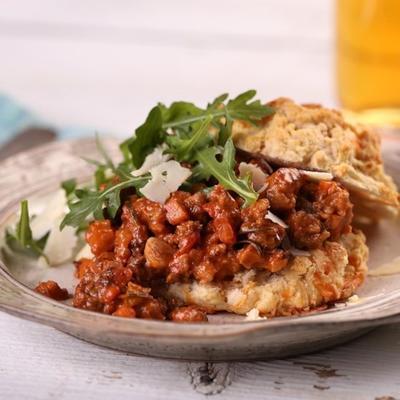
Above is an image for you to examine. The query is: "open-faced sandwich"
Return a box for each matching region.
[5,91,399,322]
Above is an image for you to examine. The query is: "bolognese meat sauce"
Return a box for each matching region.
[69,166,354,321]
[35,280,69,301]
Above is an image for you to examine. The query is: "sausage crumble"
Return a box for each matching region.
[61,166,354,322]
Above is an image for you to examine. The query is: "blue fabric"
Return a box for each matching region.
[0,94,92,144]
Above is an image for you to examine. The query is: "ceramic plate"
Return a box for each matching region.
[0,137,399,361]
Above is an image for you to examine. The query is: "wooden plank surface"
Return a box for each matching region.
[1,313,400,400]
[1,1,400,399]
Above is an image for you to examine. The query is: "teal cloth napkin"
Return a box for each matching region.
[0,94,92,144]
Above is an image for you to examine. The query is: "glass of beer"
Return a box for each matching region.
[336,0,400,127]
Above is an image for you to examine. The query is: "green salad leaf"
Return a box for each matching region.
[224,90,272,122]
[16,200,33,247]
[94,132,115,171]
[60,175,149,229]
[195,138,258,207]
[6,200,49,259]
[159,101,202,131]
[120,106,164,168]
[61,178,77,197]
[120,90,273,168]
[166,115,213,162]
[4,90,275,263]
[60,90,273,229]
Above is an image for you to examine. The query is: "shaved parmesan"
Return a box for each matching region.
[37,256,50,269]
[256,183,268,194]
[131,145,170,177]
[265,211,288,228]
[140,160,191,203]
[30,190,68,240]
[300,170,333,181]
[42,216,78,265]
[75,243,94,260]
[346,294,361,304]
[245,308,267,321]
[289,247,311,257]
[238,162,268,191]
[281,168,302,183]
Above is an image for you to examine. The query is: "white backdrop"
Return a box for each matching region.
[0,0,335,135]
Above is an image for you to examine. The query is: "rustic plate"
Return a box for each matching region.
[0,137,399,361]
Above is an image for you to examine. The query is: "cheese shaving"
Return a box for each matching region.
[42,216,78,266]
[131,145,171,177]
[346,294,361,304]
[140,160,192,203]
[75,243,94,260]
[245,308,267,321]
[30,190,68,240]
[289,247,311,257]
[265,210,288,228]
[300,170,333,181]
[238,162,268,191]
[256,183,268,194]
[37,256,50,269]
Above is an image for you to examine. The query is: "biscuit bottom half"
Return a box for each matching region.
[167,231,368,317]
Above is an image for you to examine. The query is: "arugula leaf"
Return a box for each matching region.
[162,90,273,131]
[120,90,273,170]
[207,93,229,109]
[106,187,122,219]
[60,175,149,229]
[162,90,273,159]
[166,115,213,161]
[5,231,49,260]
[16,200,33,246]
[114,164,135,181]
[95,133,115,170]
[79,135,116,193]
[80,157,103,167]
[120,106,164,168]
[122,101,202,168]
[94,165,108,189]
[61,91,272,229]
[216,122,231,147]
[225,90,273,122]
[159,101,202,127]
[6,200,49,259]
[61,190,102,229]
[195,138,258,207]
[61,179,77,197]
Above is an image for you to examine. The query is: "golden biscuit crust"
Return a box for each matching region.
[167,231,368,317]
[232,98,399,218]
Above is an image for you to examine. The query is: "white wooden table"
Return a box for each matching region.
[1,1,399,399]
